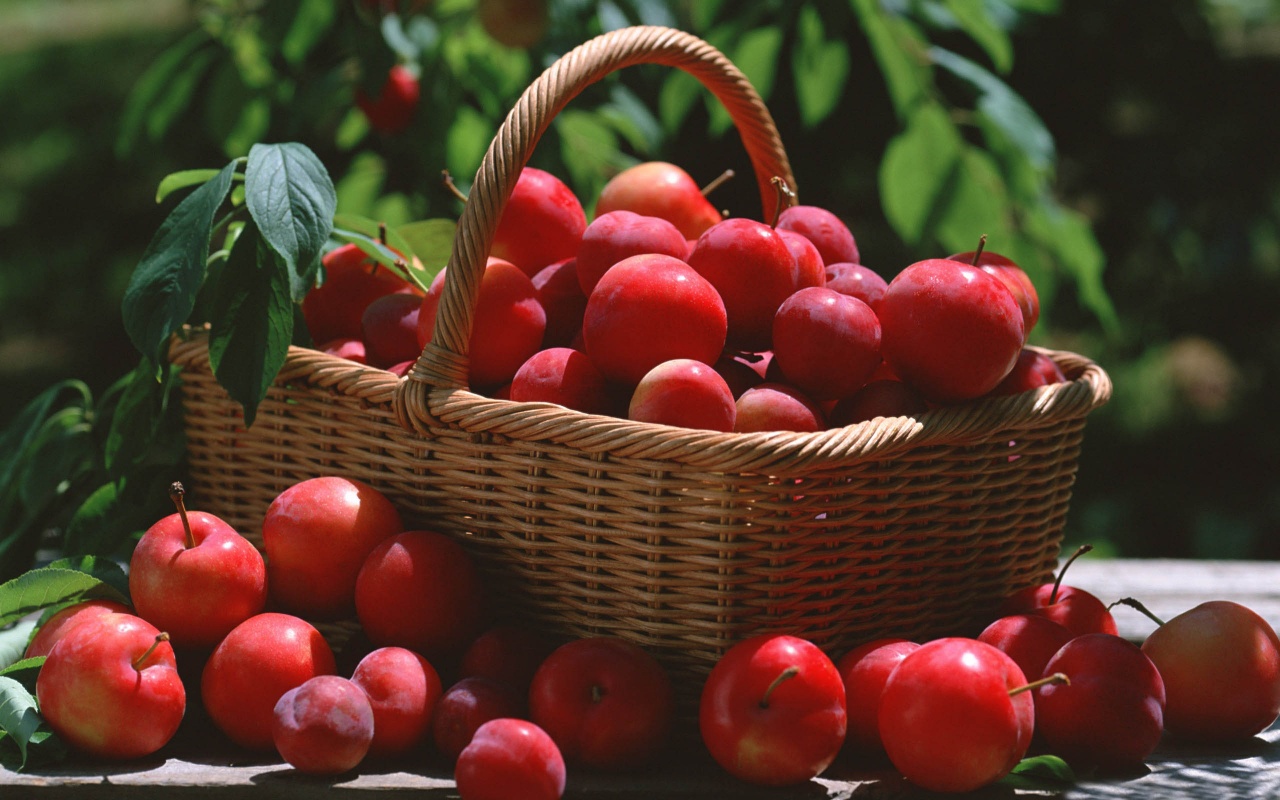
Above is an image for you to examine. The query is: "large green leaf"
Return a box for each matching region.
[941,0,1014,73]
[103,359,164,479]
[0,382,91,494]
[793,6,850,128]
[930,47,1055,173]
[207,221,296,428]
[0,622,37,673]
[116,30,210,157]
[1027,199,1118,331]
[658,72,702,136]
[0,568,128,630]
[879,103,964,244]
[281,0,337,65]
[934,148,1012,252]
[43,557,131,603]
[16,408,94,514]
[851,0,931,117]
[122,162,238,366]
[445,106,495,186]
[397,219,457,282]
[0,676,41,769]
[245,143,337,302]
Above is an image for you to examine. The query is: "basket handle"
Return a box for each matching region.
[403,25,794,396]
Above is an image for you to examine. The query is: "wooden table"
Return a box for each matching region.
[5,558,1279,798]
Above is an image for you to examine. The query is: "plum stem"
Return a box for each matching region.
[700,168,735,197]
[1008,672,1069,697]
[441,170,469,203]
[133,632,170,671]
[1110,597,1166,627]
[768,176,796,228]
[760,666,800,709]
[169,482,195,549]
[969,234,988,266]
[1050,544,1093,606]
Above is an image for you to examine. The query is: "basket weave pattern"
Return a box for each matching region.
[168,26,1111,702]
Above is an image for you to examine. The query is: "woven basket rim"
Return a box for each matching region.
[169,329,1111,472]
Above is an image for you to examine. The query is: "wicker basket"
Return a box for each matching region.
[168,26,1111,705]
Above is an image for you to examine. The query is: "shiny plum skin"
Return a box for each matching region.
[1035,633,1166,770]
[455,718,566,800]
[836,638,920,759]
[772,287,881,402]
[351,647,443,759]
[879,638,1033,793]
[582,254,727,386]
[1142,601,1280,742]
[201,613,337,751]
[272,676,375,775]
[355,530,486,660]
[734,383,824,432]
[576,210,689,296]
[776,205,860,266]
[491,167,586,276]
[628,359,736,432]
[688,218,799,351]
[416,259,547,391]
[595,161,723,240]
[877,259,1025,403]
[531,259,587,348]
[824,262,887,307]
[511,347,616,415]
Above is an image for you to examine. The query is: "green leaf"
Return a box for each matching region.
[658,72,701,135]
[0,382,91,494]
[245,143,338,303]
[122,162,238,366]
[0,658,44,696]
[205,61,272,159]
[103,359,163,479]
[0,622,37,673]
[1027,199,1119,332]
[0,676,42,769]
[116,30,209,157]
[43,557,131,603]
[445,106,496,183]
[851,0,931,117]
[207,221,295,428]
[144,49,219,146]
[282,0,337,65]
[930,47,1055,173]
[934,148,1012,252]
[689,0,728,30]
[555,110,622,202]
[941,0,1014,73]
[792,7,850,128]
[396,219,457,281]
[879,103,964,244]
[1001,753,1077,789]
[62,482,123,559]
[17,408,94,513]
[156,170,223,204]
[0,568,128,630]
[600,84,663,157]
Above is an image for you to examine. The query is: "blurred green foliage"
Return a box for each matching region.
[1,0,1278,564]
